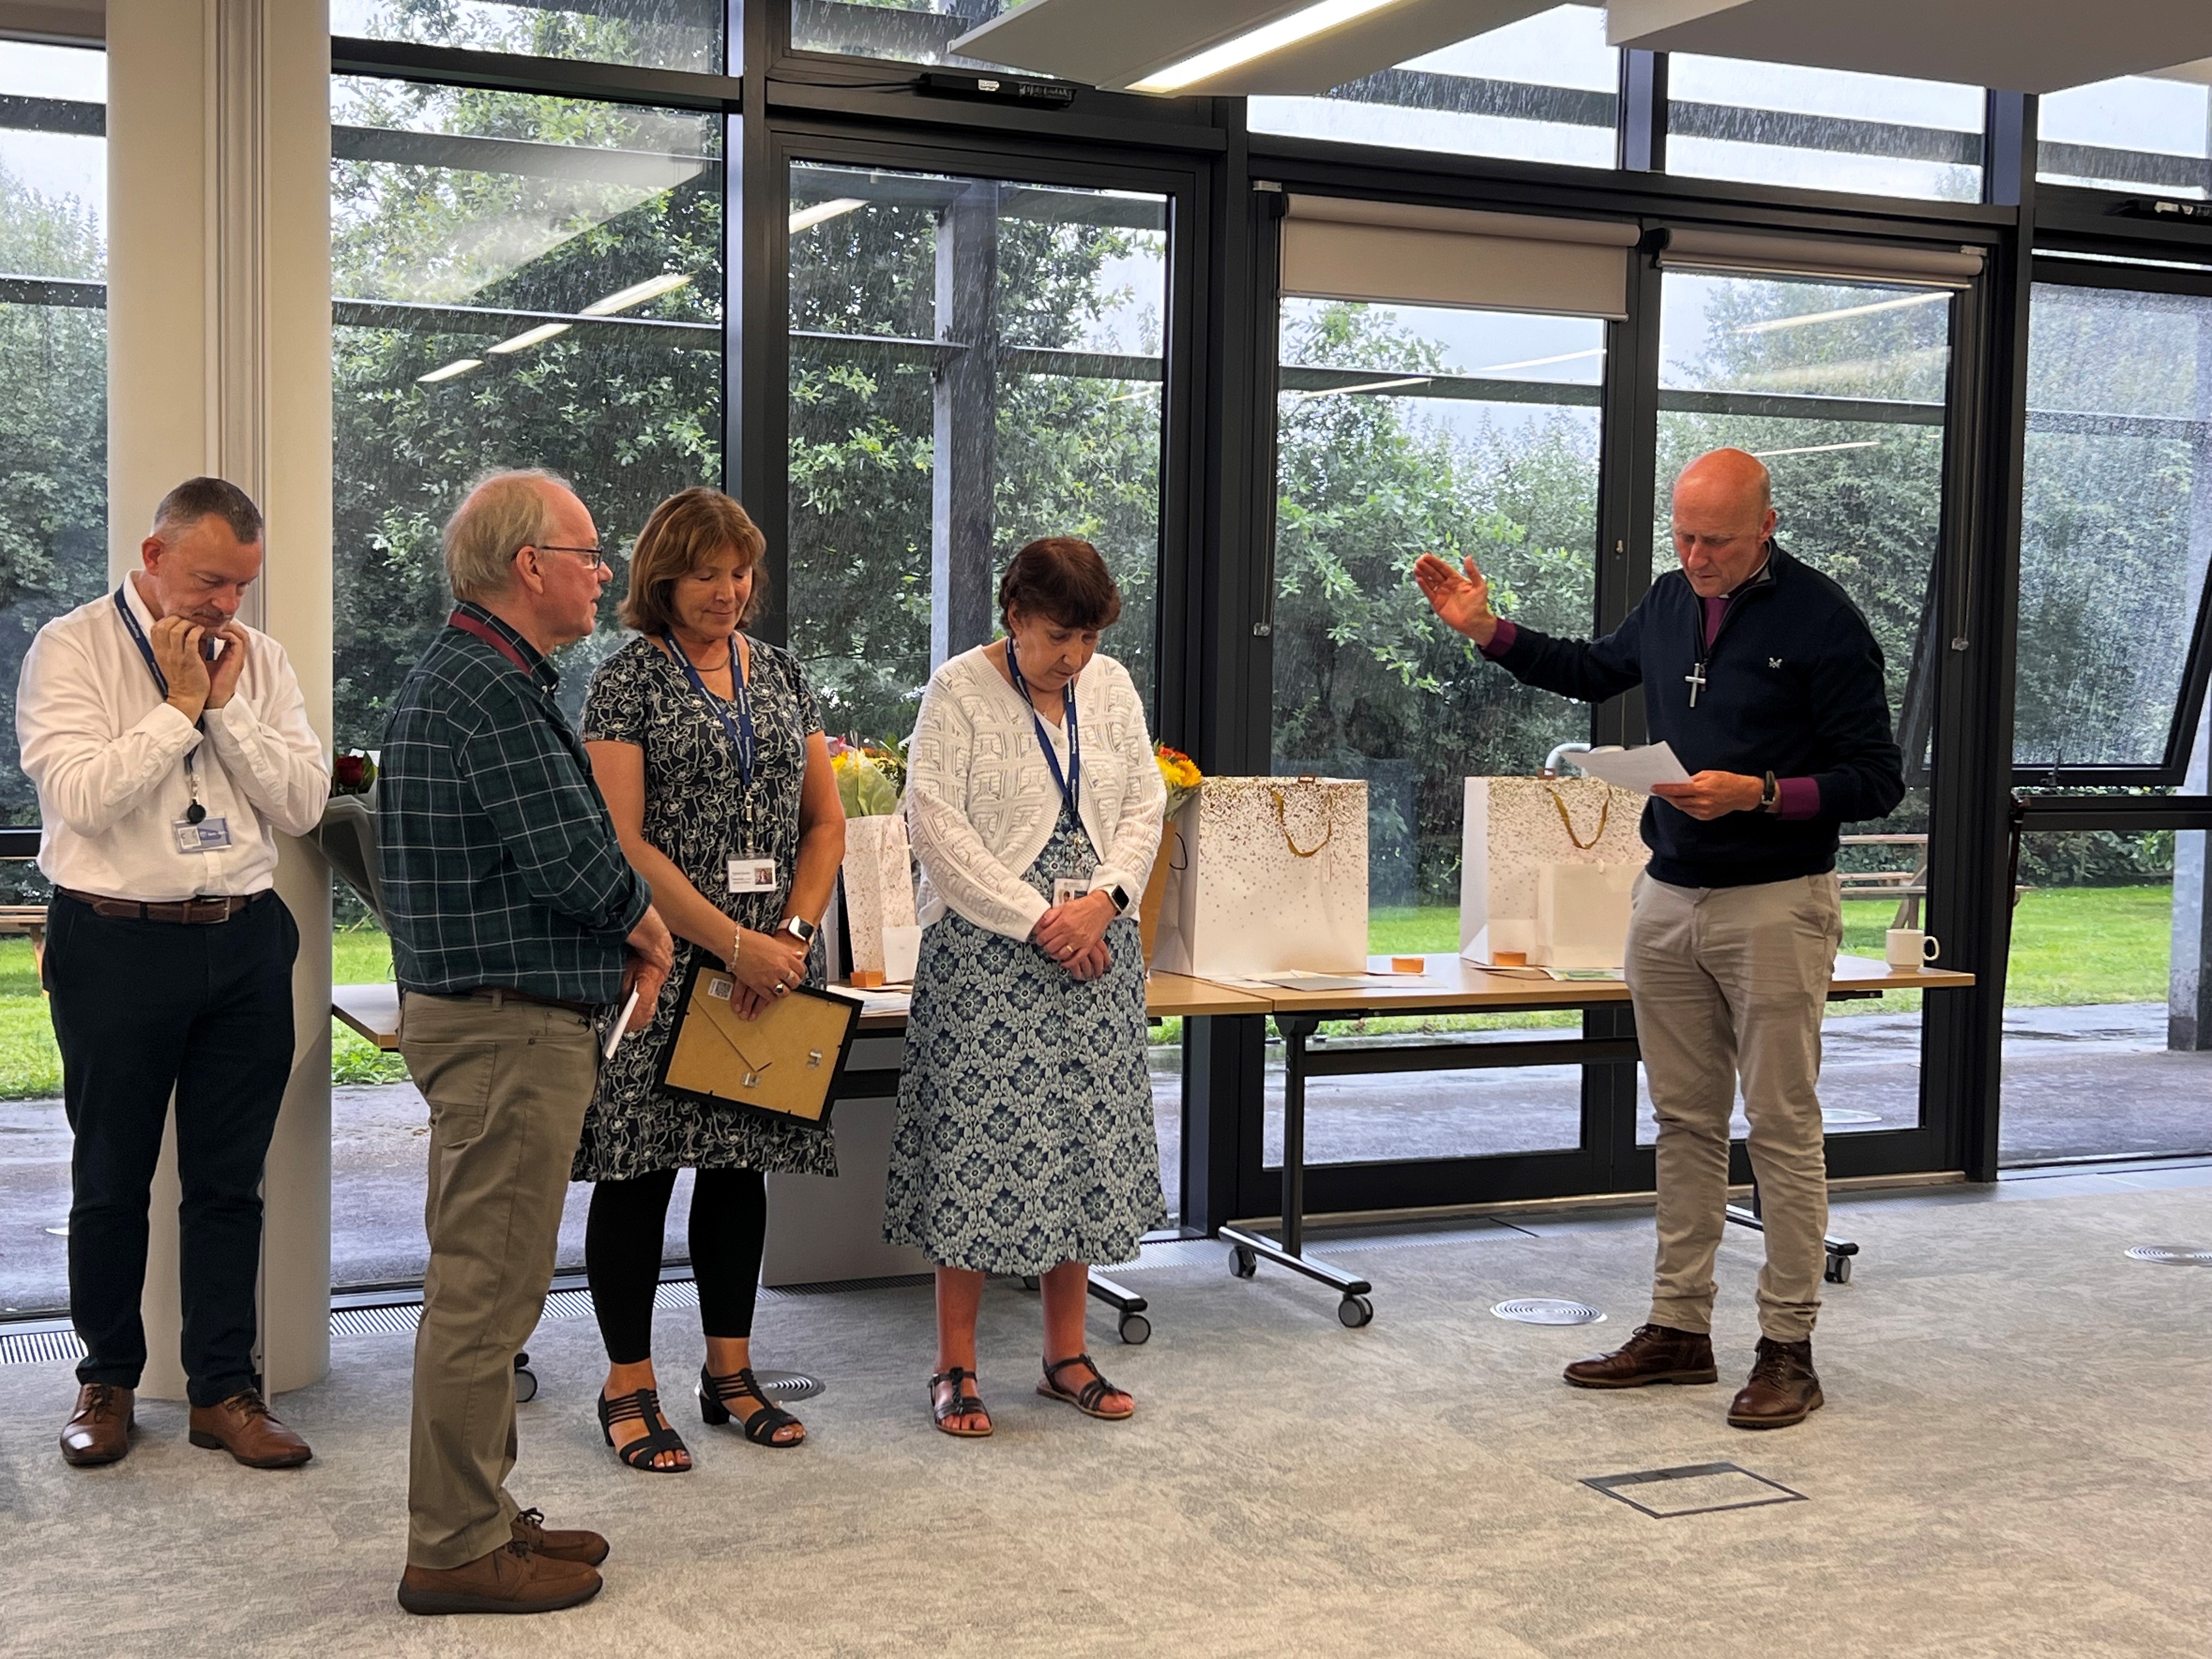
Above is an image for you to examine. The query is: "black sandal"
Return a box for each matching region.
[596,1386,691,1472]
[1038,1353,1134,1421]
[699,1364,805,1447]
[928,1367,993,1438]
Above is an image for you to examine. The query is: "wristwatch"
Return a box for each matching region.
[780,916,818,945]
[1102,884,1132,912]
[1760,771,1780,814]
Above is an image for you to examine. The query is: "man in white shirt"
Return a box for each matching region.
[18,477,329,1471]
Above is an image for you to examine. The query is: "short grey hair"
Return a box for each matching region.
[442,468,572,604]
[151,477,264,546]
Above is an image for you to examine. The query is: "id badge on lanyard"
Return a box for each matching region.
[114,589,225,854]
[661,632,779,895]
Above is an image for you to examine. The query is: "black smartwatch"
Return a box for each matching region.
[780,916,818,944]
[1760,771,1780,814]
[1103,884,1131,912]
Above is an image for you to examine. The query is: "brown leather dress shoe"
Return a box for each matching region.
[1563,1323,1719,1389]
[187,1389,313,1468]
[512,1506,610,1567]
[1727,1336,1825,1429]
[398,1539,603,1616]
[60,1383,134,1467]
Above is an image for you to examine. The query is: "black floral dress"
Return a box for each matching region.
[572,634,837,1182]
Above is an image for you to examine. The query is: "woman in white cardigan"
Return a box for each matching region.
[884,538,1167,1438]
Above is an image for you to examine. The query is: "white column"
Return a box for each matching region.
[106,0,332,1400]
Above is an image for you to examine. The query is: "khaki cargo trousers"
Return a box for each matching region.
[399,990,601,1570]
[1624,870,1843,1344]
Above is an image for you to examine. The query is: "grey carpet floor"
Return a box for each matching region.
[3,1169,2209,1658]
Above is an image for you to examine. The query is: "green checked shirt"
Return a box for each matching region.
[379,602,649,1003]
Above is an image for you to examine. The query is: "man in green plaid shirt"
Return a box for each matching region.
[379,469,671,1618]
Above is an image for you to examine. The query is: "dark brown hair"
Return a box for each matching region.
[619,487,770,635]
[997,537,1122,632]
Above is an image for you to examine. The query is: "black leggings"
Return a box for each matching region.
[585,1167,769,1365]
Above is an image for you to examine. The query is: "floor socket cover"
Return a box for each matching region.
[1493,1298,1604,1325]
[2125,1244,2212,1266]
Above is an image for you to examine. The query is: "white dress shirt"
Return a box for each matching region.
[906,646,1165,941]
[16,578,329,901]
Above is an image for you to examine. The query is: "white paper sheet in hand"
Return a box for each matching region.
[1571,743,1690,795]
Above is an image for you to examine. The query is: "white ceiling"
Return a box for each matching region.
[1606,1,2212,95]
[958,0,2212,97]
[951,0,1557,96]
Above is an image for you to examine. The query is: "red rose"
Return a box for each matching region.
[334,754,366,789]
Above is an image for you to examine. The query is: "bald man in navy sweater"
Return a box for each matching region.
[1417,448,1904,1430]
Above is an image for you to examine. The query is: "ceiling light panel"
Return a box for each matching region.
[952,0,1555,97]
[1606,1,2212,95]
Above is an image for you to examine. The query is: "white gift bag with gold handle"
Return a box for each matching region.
[1153,776,1368,978]
[840,812,918,977]
[1460,776,1647,966]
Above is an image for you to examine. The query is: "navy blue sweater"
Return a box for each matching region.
[1489,545,1905,889]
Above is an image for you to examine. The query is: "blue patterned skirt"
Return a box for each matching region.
[884,802,1166,1275]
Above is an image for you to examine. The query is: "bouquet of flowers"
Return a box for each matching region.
[829,737,900,817]
[1155,743,1203,819]
[331,749,377,797]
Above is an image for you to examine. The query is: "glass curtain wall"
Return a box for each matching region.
[0,40,105,1318]
[791,1,1018,67]
[1644,268,1954,1146]
[1249,4,1619,169]
[1666,55,1985,202]
[331,0,725,74]
[329,72,723,1287]
[1267,297,1606,1164]
[2040,74,2212,198]
[783,159,1176,1201]
[2003,279,2212,1164]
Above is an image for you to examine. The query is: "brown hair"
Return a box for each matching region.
[619,487,770,635]
[997,537,1122,632]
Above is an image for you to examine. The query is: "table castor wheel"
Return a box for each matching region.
[1338,1294,1374,1329]
[1824,1253,1852,1285]
[1118,1311,1151,1345]
[1229,1245,1257,1280]
[512,1351,538,1403]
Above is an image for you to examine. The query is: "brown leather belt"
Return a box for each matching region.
[59,888,262,924]
[433,985,602,1017]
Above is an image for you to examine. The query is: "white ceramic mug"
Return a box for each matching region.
[1886,928,1940,968]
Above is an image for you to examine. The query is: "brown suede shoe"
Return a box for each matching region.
[512,1506,610,1567]
[60,1383,134,1467]
[1727,1336,1825,1429]
[398,1539,603,1617]
[187,1389,313,1468]
[1563,1323,1719,1389]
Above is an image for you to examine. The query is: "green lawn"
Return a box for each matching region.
[0,887,2182,1097]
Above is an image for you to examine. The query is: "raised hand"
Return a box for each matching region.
[1412,552,1499,646]
[204,623,250,710]
[150,616,213,721]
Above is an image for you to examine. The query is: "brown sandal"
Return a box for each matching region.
[1038,1353,1133,1421]
[929,1367,993,1438]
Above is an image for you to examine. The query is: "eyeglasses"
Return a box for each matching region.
[532,544,612,572]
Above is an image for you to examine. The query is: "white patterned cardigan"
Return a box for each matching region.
[905,646,1166,942]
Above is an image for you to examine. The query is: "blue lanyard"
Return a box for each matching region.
[114,587,206,820]
[1003,634,1079,811]
[664,631,755,793]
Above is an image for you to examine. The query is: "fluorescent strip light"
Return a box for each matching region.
[1735,292,1949,336]
[1472,347,1606,375]
[789,198,867,235]
[1131,0,1413,94]
[1750,440,1882,459]
[580,272,693,317]
[1289,375,1431,401]
[486,322,573,356]
[416,358,483,384]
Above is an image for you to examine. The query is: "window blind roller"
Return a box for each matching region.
[1280,194,1639,321]
[1657,228,1984,289]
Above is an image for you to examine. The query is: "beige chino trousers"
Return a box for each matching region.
[399,991,600,1570]
[1624,870,1843,1344]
